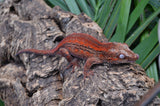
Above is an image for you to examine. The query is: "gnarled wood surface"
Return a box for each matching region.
[0,0,159,106]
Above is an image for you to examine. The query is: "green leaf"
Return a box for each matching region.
[94,0,105,21]
[146,61,159,83]
[104,0,121,39]
[65,0,81,15]
[88,0,96,9]
[110,0,131,42]
[133,25,158,64]
[76,0,94,19]
[149,0,160,11]
[0,99,4,106]
[96,0,115,28]
[127,0,149,33]
[141,44,160,69]
[125,8,160,46]
[47,0,69,11]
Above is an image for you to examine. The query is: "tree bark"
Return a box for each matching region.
[0,0,159,106]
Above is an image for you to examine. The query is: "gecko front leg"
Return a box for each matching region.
[84,57,102,78]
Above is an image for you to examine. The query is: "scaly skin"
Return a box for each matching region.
[16,33,139,78]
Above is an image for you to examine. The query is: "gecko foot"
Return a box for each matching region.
[65,58,80,73]
[84,70,94,78]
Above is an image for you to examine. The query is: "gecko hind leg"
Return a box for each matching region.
[58,48,79,72]
[58,48,73,62]
[66,58,80,73]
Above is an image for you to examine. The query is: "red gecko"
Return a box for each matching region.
[16,33,139,78]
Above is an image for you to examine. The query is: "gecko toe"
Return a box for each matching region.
[65,58,80,73]
[84,70,94,79]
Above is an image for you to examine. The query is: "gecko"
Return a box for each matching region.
[16,33,139,78]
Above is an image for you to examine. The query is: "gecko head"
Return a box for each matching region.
[103,42,139,64]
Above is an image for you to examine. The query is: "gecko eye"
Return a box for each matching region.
[119,54,125,59]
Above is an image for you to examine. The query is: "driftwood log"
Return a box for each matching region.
[0,0,160,106]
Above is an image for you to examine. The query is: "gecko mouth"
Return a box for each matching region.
[127,60,136,63]
[127,54,139,62]
[108,60,136,64]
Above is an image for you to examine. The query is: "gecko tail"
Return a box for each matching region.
[16,49,56,56]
